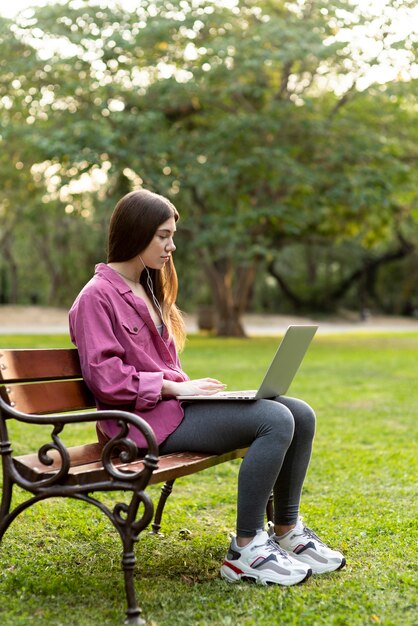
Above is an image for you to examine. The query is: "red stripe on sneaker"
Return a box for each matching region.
[222,560,243,575]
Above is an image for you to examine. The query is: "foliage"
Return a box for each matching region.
[0,1,417,329]
[0,331,417,625]
[265,232,417,314]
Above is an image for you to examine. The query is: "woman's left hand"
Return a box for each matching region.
[162,377,226,397]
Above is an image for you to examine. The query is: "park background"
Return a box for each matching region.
[0,1,417,626]
[0,0,418,335]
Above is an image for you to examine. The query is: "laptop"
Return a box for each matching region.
[177,324,318,401]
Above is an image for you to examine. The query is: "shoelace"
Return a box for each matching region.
[264,537,291,559]
[299,525,325,546]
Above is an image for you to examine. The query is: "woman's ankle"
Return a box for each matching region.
[236,535,254,548]
[274,523,296,537]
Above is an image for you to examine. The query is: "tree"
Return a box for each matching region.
[266,71,418,313]
[2,0,418,328]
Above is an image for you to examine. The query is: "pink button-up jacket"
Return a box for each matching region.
[69,263,189,448]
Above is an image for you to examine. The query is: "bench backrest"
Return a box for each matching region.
[0,348,95,414]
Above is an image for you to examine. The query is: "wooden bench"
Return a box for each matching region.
[0,347,261,625]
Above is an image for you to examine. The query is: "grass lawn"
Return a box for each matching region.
[0,331,417,626]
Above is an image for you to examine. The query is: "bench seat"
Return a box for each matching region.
[13,444,248,486]
[0,347,257,625]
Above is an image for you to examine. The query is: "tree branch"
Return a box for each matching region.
[276,60,293,99]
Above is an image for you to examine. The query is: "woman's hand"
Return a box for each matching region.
[162,378,226,398]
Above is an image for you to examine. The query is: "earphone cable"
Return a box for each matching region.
[145,266,164,322]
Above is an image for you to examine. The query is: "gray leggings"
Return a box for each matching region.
[159,396,316,537]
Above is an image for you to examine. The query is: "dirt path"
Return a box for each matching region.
[1,305,418,335]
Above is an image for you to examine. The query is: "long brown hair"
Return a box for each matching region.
[107,189,186,350]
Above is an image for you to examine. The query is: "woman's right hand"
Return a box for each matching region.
[162,378,226,398]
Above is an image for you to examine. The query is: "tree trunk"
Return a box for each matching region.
[2,241,19,304]
[216,313,246,337]
[202,258,256,337]
[35,232,63,306]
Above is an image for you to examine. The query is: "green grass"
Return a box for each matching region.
[1,332,417,625]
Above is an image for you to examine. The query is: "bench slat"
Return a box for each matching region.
[0,345,251,625]
[14,443,103,470]
[4,380,95,414]
[0,348,81,383]
[148,448,247,484]
[13,445,248,487]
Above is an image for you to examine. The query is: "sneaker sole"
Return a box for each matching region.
[220,562,312,586]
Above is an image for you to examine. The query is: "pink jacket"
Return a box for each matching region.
[69,263,189,448]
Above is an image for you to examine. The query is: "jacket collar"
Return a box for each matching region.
[95,262,133,295]
[95,263,171,344]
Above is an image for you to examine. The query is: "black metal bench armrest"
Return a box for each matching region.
[0,397,159,491]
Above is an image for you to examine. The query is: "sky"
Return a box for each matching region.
[0,0,416,18]
[1,0,417,88]
[0,0,41,17]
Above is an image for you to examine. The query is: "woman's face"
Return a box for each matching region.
[139,216,177,270]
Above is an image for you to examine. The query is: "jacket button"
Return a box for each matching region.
[133,326,138,332]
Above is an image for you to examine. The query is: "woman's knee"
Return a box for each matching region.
[259,400,295,446]
[274,396,316,438]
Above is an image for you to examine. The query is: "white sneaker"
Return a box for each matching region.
[220,530,312,586]
[268,520,346,574]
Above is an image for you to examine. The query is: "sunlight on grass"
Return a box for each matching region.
[0,332,417,625]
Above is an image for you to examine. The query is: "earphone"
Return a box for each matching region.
[139,256,165,322]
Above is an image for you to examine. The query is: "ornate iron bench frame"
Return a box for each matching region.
[0,347,253,625]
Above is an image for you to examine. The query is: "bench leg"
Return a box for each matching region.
[150,479,176,535]
[0,478,13,540]
[114,491,154,625]
[151,482,273,535]
[122,547,146,625]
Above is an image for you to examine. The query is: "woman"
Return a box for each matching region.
[69,189,345,586]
